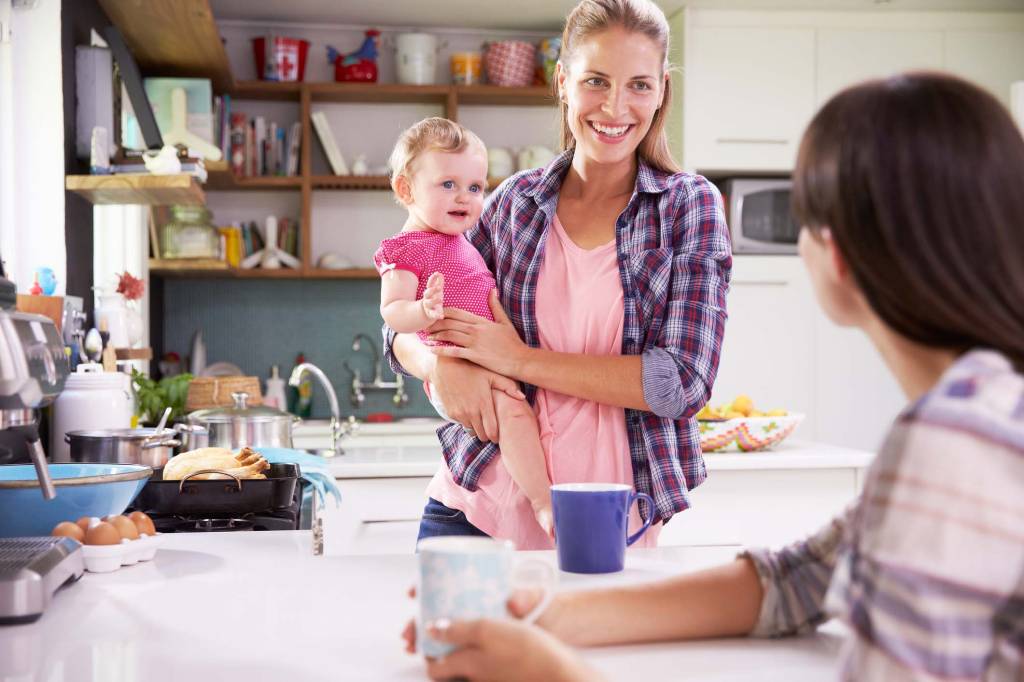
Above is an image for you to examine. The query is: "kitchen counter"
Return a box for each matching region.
[0,532,845,681]
[322,439,875,479]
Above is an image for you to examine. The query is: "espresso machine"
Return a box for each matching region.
[0,266,84,624]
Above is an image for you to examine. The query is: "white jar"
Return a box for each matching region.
[395,33,438,85]
[96,293,130,348]
[51,364,134,461]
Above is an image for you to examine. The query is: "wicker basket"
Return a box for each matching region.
[186,376,263,412]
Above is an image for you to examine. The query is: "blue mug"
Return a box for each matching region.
[551,483,655,574]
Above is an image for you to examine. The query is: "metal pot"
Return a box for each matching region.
[65,428,181,468]
[185,392,301,451]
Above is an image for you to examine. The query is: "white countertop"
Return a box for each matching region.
[0,532,845,681]
[317,438,875,479]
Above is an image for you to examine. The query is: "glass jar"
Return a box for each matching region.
[161,205,219,259]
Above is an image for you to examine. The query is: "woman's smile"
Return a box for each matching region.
[587,120,635,143]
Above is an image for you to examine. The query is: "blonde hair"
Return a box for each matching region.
[389,117,486,198]
[557,0,680,174]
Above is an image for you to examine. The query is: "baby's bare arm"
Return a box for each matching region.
[380,270,442,333]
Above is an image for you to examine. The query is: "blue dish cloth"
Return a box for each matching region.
[255,448,342,508]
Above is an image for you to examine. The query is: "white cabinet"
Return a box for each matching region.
[682,10,1024,172]
[684,24,816,172]
[813,312,905,453]
[661,467,856,549]
[710,256,817,439]
[944,30,1024,108]
[816,29,943,106]
[327,477,429,555]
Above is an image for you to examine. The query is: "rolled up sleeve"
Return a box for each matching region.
[642,177,731,419]
[740,504,853,638]
[381,324,411,378]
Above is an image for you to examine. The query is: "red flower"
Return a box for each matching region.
[116,271,145,301]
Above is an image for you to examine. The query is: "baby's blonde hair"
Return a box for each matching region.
[389,117,486,200]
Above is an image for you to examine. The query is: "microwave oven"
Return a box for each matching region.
[719,178,800,255]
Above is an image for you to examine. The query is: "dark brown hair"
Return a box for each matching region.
[793,72,1024,371]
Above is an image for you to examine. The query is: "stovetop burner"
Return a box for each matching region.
[178,518,254,533]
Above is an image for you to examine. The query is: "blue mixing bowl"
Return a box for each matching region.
[0,464,152,537]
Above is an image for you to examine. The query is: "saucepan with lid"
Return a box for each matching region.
[184,392,301,450]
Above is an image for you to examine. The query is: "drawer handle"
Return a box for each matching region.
[716,137,788,145]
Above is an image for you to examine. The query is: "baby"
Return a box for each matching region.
[373,117,553,539]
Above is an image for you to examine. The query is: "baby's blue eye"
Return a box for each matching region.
[469,184,481,193]
[442,180,455,189]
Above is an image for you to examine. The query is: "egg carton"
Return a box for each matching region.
[81,534,163,573]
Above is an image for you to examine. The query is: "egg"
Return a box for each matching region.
[128,511,156,536]
[104,515,140,541]
[84,521,121,546]
[76,516,97,532]
[52,521,85,542]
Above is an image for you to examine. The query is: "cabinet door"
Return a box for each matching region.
[660,468,858,548]
[817,29,943,106]
[944,30,1024,108]
[709,257,817,439]
[813,311,904,453]
[685,26,815,172]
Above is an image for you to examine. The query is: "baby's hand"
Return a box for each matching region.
[531,499,555,540]
[421,272,445,321]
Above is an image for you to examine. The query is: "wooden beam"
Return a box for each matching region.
[98,0,234,93]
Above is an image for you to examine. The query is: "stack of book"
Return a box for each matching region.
[218,217,300,268]
[213,95,301,177]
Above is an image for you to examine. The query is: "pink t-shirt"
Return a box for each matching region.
[426,215,661,550]
[373,230,495,345]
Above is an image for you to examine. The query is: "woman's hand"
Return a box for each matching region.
[427,289,529,378]
[402,587,569,655]
[430,354,524,443]
[424,617,597,682]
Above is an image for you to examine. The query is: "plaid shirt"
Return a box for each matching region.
[384,150,731,523]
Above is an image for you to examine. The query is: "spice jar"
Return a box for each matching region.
[161,205,219,259]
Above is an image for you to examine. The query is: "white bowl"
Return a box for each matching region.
[699,413,805,452]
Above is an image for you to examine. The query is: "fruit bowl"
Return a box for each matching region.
[698,413,804,452]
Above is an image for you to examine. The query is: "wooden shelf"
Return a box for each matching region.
[98,0,233,94]
[311,175,391,191]
[456,85,555,106]
[206,171,303,191]
[302,268,378,279]
[231,81,303,101]
[67,174,205,206]
[308,82,451,104]
[115,347,153,361]
[148,260,377,280]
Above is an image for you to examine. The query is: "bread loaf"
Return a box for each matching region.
[163,446,270,480]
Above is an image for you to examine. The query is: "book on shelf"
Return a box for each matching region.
[286,122,301,176]
[222,109,300,179]
[311,111,349,175]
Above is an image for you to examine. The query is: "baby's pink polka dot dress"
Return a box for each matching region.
[374,231,496,346]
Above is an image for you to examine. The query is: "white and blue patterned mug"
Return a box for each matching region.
[417,536,555,658]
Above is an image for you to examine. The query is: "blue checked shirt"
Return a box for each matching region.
[384,150,731,523]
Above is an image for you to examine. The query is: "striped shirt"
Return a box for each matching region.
[743,349,1024,679]
[383,150,732,523]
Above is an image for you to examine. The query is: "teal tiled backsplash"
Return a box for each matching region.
[161,279,434,419]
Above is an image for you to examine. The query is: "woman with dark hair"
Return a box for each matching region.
[410,72,1024,681]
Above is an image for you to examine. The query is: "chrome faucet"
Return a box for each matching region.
[343,334,409,408]
[288,362,356,456]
